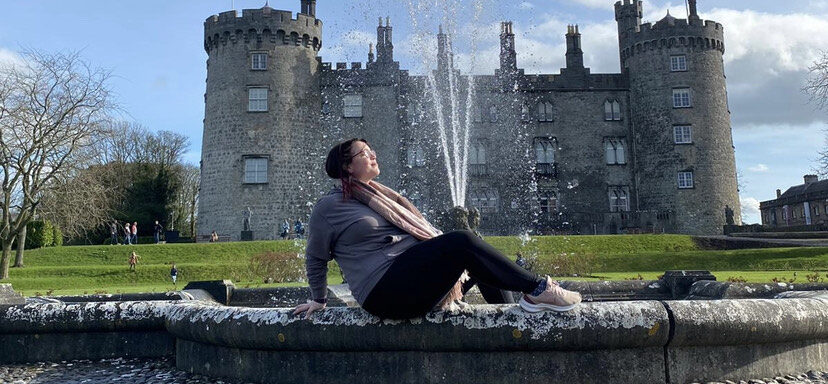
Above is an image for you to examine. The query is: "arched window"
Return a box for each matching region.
[604,100,621,120]
[604,138,626,165]
[406,144,425,167]
[534,137,556,164]
[537,101,554,122]
[608,186,630,212]
[488,105,498,123]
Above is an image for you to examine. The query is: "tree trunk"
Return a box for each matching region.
[13,225,26,268]
[1,240,13,280]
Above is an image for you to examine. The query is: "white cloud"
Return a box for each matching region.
[748,163,769,172]
[519,2,534,10]
[740,196,761,224]
[570,0,615,9]
[0,48,23,68]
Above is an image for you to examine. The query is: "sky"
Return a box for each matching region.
[1,0,827,225]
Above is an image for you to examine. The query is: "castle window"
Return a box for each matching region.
[608,186,630,212]
[488,105,498,123]
[673,88,692,108]
[406,145,425,167]
[534,137,556,164]
[343,94,363,118]
[243,157,268,184]
[670,55,687,72]
[251,52,267,70]
[471,106,482,123]
[539,191,559,216]
[321,102,331,115]
[604,100,621,121]
[469,142,487,176]
[678,171,694,189]
[248,88,268,112]
[604,138,626,165]
[674,125,692,144]
[521,104,531,121]
[537,102,554,122]
[469,189,499,214]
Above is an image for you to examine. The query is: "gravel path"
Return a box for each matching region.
[0,358,825,384]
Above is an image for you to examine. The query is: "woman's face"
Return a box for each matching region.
[346,141,379,182]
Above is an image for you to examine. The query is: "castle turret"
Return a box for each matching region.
[499,21,517,73]
[614,0,642,69]
[300,0,316,17]
[617,0,740,234]
[199,2,323,240]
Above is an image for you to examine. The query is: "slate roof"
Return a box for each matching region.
[761,179,828,208]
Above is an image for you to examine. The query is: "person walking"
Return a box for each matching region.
[124,222,132,245]
[280,219,290,240]
[128,251,140,271]
[154,221,164,244]
[293,219,304,239]
[110,221,119,245]
[293,138,581,320]
[131,222,138,245]
[170,263,178,286]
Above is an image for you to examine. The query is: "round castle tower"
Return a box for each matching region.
[615,0,740,235]
[199,1,323,240]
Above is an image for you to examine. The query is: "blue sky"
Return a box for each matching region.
[1,0,827,224]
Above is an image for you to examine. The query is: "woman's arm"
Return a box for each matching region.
[295,206,335,317]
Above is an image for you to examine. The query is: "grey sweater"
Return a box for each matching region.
[305,188,420,305]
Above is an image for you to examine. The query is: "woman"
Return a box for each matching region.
[293,139,581,319]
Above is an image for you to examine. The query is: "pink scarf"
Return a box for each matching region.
[350,179,469,309]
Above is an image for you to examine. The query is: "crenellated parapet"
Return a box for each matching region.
[204,8,322,53]
[620,18,724,62]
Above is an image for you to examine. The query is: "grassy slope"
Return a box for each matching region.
[4,235,827,296]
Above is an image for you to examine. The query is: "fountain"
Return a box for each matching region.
[0,2,827,384]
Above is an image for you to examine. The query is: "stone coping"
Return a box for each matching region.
[0,301,180,334]
[164,301,669,351]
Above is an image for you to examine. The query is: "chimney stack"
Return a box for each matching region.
[804,174,819,184]
[776,189,781,198]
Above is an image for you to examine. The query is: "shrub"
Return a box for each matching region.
[248,251,305,283]
[726,276,747,283]
[51,225,63,247]
[25,220,54,249]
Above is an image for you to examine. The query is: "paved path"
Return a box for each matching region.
[0,358,825,383]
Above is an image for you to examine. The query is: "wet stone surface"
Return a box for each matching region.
[694,371,828,384]
[0,358,249,384]
[0,359,824,384]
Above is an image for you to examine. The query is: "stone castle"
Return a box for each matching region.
[197,0,741,239]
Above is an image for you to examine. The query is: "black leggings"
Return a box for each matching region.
[362,230,541,319]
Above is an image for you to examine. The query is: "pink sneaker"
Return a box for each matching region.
[519,277,582,312]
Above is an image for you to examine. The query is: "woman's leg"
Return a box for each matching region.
[362,230,540,318]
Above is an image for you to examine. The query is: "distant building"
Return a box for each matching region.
[198,0,741,239]
[760,175,828,228]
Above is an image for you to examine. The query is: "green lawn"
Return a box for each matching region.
[3,235,827,296]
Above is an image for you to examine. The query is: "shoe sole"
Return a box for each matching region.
[519,296,577,313]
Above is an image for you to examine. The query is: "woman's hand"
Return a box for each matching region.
[292,300,326,319]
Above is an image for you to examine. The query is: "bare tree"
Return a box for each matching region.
[170,163,200,237]
[0,50,113,278]
[805,51,828,110]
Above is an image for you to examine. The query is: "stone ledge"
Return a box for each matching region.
[164,301,670,352]
[0,301,178,334]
